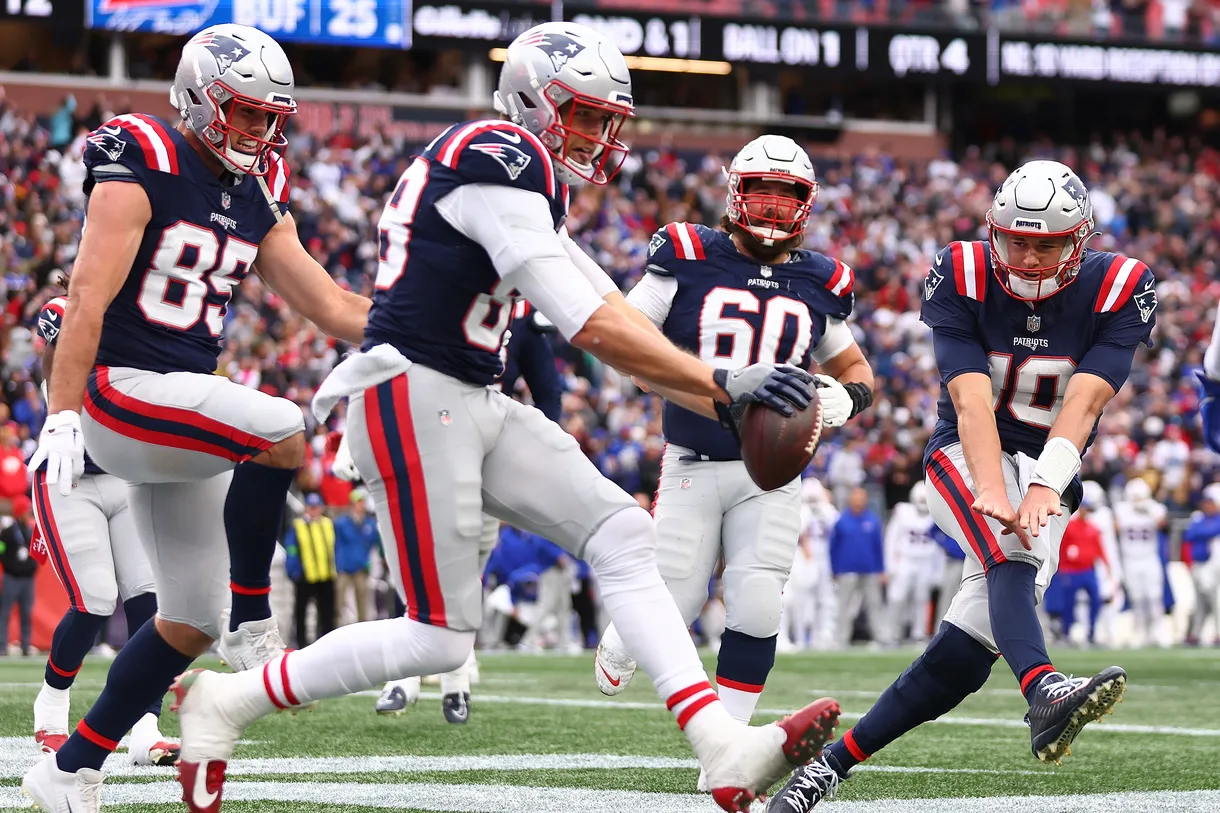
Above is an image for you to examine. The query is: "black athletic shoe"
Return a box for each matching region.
[442,691,470,725]
[1026,666,1127,764]
[764,751,847,812]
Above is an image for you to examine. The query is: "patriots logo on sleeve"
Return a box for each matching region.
[85,126,126,163]
[469,142,532,181]
[38,307,62,343]
[1133,279,1158,323]
[517,30,587,72]
[649,232,666,257]
[924,254,945,301]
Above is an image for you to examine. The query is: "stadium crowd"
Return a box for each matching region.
[0,87,1217,653]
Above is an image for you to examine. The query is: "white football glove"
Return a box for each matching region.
[29,410,85,496]
[331,432,361,482]
[812,374,853,428]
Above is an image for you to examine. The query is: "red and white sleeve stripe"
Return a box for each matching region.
[826,259,854,296]
[665,222,706,260]
[267,153,291,204]
[1093,255,1147,313]
[949,241,987,301]
[112,114,179,175]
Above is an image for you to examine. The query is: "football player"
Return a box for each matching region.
[884,482,942,645]
[779,478,840,651]
[1196,310,1220,454]
[31,291,177,766]
[170,23,838,813]
[1081,479,1123,646]
[1113,477,1168,646]
[592,135,872,765]
[768,160,1154,810]
[21,24,371,812]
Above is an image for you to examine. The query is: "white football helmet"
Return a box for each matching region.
[801,477,828,505]
[1124,477,1152,504]
[494,22,634,186]
[724,134,818,246]
[170,24,296,175]
[986,160,1097,301]
[1082,480,1107,509]
[908,481,928,514]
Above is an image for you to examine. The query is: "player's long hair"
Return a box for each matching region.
[720,214,804,262]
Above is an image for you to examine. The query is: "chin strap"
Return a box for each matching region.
[843,382,873,419]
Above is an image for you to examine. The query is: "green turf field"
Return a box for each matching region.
[0,646,1217,811]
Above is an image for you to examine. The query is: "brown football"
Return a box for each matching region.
[739,392,824,491]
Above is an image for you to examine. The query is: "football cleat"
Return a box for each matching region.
[129,713,181,767]
[375,677,421,716]
[171,670,245,813]
[593,639,636,697]
[701,697,841,812]
[33,684,70,755]
[1027,666,1127,765]
[21,752,103,813]
[442,691,471,725]
[216,610,287,672]
[764,752,846,812]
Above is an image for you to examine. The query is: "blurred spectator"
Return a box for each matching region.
[334,489,380,624]
[284,494,337,647]
[0,495,37,655]
[831,487,886,646]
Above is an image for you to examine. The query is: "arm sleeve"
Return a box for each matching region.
[932,325,990,383]
[624,272,678,328]
[559,227,619,298]
[435,184,605,340]
[811,318,855,365]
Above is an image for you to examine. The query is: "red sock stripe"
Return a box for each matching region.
[47,657,81,679]
[716,677,764,694]
[675,692,719,730]
[1020,663,1056,695]
[666,681,715,711]
[279,654,300,707]
[76,720,120,751]
[263,661,288,709]
[230,581,272,596]
[843,728,870,762]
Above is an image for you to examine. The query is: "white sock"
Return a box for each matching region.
[583,508,730,740]
[38,683,69,702]
[1207,315,1220,379]
[241,617,472,718]
[715,681,763,724]
[598,622,627,658]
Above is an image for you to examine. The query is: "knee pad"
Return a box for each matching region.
[723,568,786,639]
[583,506,656,580]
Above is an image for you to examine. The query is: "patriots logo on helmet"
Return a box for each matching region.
[469,142,532,181]
[1134,280,1158,324]
[192,32,247,73]
[1061,174,1088,214]
[85,125,126,163]
[519,31,587,72]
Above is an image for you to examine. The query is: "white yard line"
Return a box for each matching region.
[348,690,1220,738]
[0,781,1217,812]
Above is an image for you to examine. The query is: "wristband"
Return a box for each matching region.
[843,382,873,419]
[1030,436,1081,495]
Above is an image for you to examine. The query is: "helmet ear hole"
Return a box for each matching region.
[516,92,537,109]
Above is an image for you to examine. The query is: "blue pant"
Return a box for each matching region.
[1052,570,1101,643]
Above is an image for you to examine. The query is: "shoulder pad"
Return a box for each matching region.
[434,120,558,199]
[85,114,181,176]
[37,297,67,344]
[1092,253,1152,315]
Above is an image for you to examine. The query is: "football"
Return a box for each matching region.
[739,393,824,491]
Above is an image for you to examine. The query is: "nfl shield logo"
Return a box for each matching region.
[760,265,772,278]
[1026,314,1041,333]
[439,410,452,426]
[221,192,231,210]
[680,478,692,490]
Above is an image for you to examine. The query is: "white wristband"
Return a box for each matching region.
[1029,436,1081,496]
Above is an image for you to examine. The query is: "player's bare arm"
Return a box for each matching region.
[947,370,1032,549]
[49,182,151,416]
[1016,372,1115,537]
[253,212,371,344]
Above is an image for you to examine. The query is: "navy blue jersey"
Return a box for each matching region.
[647,223,855,461]
[500,302,562,423]
[363,120,569,386]
[83,114,288,375]
[37,297,103,476]
[922,241,1156,488]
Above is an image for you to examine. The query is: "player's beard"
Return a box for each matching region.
[720,214,803,262]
